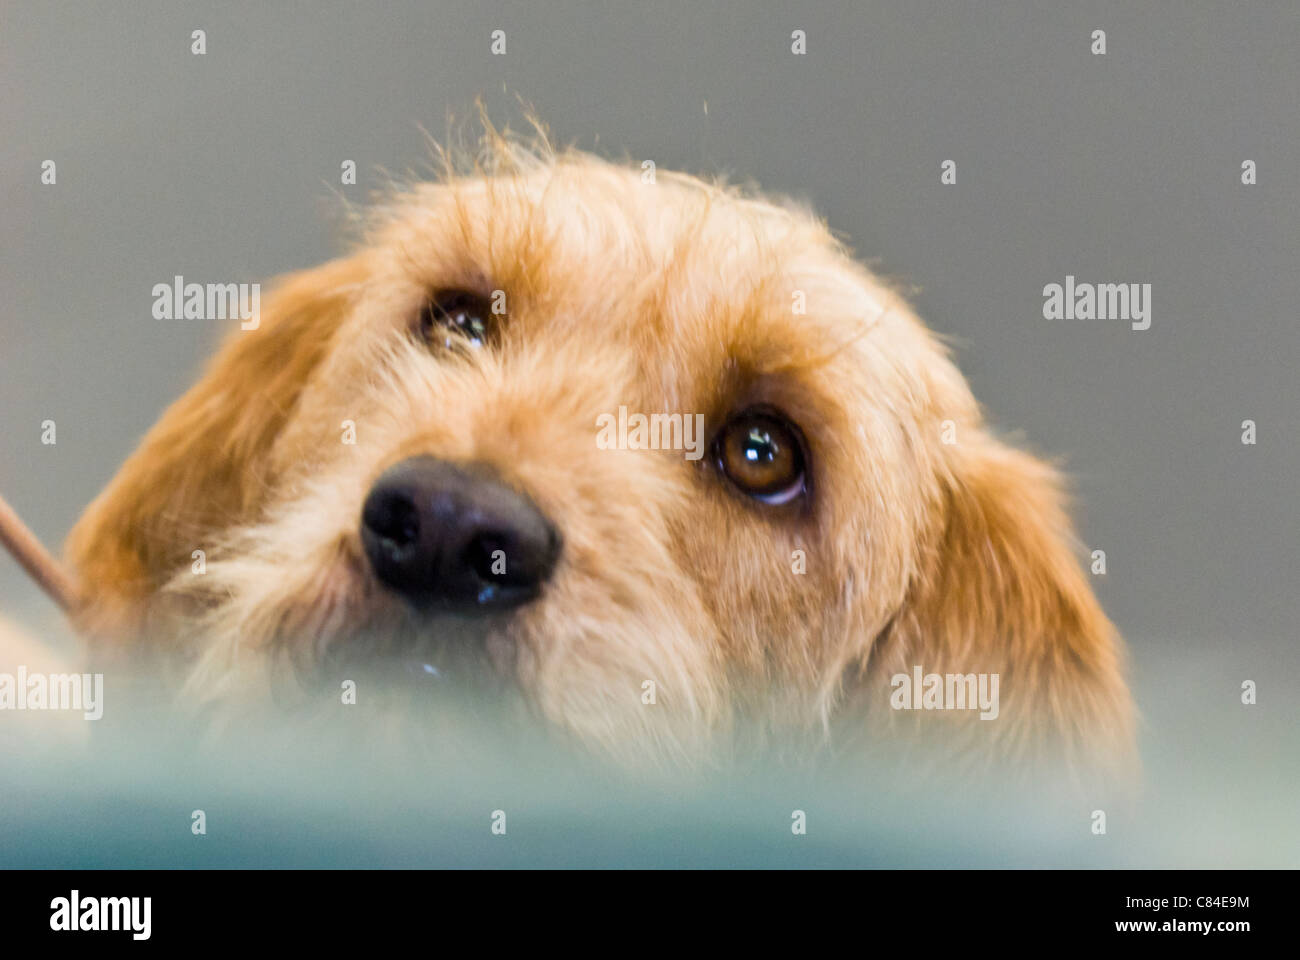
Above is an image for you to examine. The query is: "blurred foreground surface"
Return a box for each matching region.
[3,643,1295,869]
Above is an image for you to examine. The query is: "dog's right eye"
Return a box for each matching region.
[416,291,499,351]
[713,408,808,506]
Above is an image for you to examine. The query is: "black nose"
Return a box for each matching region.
[360,456,561,612]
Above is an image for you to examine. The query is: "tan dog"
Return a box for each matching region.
[63,135,1134,778]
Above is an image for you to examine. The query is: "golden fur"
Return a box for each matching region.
[65,135,1134,778]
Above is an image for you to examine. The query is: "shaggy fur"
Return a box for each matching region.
[64,133,1135,779]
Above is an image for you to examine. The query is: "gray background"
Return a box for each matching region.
[2,1,1297,865]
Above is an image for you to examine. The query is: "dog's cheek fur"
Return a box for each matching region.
[511,507,727,769]
[65,253,374,644]
[164,476,380,700]
[653,312,948,738]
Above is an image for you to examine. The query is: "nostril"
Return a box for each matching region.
[364,489,420,546]
[462,533,516,584]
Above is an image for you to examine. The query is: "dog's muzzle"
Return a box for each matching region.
[360,456,561,613]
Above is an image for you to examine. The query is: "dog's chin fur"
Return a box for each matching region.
[64,129,1136,784]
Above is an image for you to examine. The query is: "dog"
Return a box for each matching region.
[61,133,1135,779]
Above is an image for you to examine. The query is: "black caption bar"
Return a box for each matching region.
[0,868,1281,947]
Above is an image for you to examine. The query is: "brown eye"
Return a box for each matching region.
[417,290,498,350]
[714,409,807,505]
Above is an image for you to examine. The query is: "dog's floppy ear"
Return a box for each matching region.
[890,434,1135,772]
[66,254,370,639]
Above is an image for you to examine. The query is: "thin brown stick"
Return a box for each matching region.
[0,491,77,613]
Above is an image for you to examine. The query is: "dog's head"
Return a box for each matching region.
[67,141,1132,771]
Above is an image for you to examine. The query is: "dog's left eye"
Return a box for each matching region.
[713,409,808,506]
[416,291,498,350]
